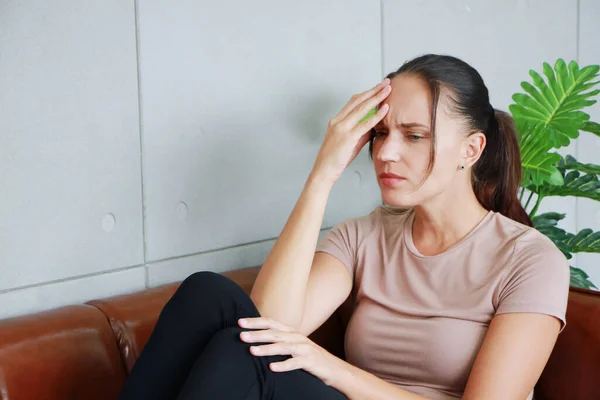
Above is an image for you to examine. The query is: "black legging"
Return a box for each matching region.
[118,271,348,400]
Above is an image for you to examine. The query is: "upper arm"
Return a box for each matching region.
[297,252,353,336]
[464,231,570,399]
[463,313,561,400]
[297,216,366,335]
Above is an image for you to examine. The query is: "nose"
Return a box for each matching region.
[375,134,402,163]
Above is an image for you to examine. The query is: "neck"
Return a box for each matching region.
[411,186,488,256]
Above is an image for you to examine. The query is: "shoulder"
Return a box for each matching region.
[495,213,570,299]
[316,207,385,273]
[488,212,566,260]
[512,227,570,283]
[497,213,567,267]
[326,206,382,245]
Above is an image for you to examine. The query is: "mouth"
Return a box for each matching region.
[379,172,406,187]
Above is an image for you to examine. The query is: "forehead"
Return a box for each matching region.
[378,74,432,126]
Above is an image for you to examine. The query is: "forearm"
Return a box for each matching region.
[331,358,429,400]
[250,171,332,328]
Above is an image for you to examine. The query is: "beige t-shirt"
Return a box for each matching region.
[316,206,570,400]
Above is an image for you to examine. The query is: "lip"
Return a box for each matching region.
[379,172,406,188]
[379,172,405,180]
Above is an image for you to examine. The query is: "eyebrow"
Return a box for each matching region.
[374,122,429,129]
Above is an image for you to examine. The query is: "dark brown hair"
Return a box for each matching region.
[370,54,532,227]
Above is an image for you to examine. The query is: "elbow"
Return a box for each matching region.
[250,296,303,330]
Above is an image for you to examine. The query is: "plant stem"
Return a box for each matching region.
[524,190,535,211]
[529,194,544,219]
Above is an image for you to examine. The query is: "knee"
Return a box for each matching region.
[181,270,227,288]
[210,327,244,345]
[180,270,233,292]
[174,271,248,304]
[206,327,251,358]
[208,328,290,372]
[207,327,282,361]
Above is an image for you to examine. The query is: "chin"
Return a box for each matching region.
[380,189,417,208]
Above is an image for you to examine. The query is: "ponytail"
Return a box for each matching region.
[472,109,533,226]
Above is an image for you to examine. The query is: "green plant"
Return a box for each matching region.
[510,59,600,290]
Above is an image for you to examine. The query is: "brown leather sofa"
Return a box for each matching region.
[0,266,598,400]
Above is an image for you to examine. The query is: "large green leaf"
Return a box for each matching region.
[509,59,599,150]
[570,266,598,290]
[510,60,600,186]
[532,212,567,227]
[565,229,600,254]
[582,121,600,137]
[532,213,573,259]
[534,213,600,286]
[530,170,600,201]
[519,124,564,186]
[558,155,600,175]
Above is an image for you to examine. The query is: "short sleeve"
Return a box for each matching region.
[315,218,362,276]
[495,229,571,332]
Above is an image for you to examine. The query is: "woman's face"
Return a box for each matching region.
[372,74,469,207]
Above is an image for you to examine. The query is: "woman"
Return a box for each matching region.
[119,54,569,400]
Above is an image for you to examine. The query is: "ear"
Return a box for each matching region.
[461,132,486,168]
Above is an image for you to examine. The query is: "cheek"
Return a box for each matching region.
[413,136,461,185]
[412,144,434,171]
[423,145,462,189]
[372,139,431,173]
[433,138,461,171]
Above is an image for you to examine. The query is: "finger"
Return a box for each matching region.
[344,83,391,128]
[354,128,374,155]
[270,358,302,372]
[358,107,378,124]
[336,78,390,121]
[240,329,297,344]
[238,317,270,329]
[249,342,299,357]
[238,317,292,331]
[351,103,389,138]
[333,78,390,123]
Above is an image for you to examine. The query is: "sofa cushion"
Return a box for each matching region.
[0,305,127,400]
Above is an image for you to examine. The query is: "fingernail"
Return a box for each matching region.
[239,319,247,326]
[251,346,260,354]
[240,332,250,340]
